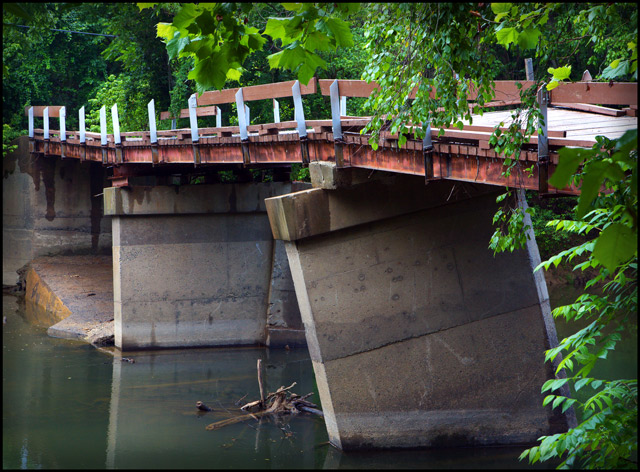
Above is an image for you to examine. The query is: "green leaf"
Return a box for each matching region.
[325,17,354,47]
[491,3,513,15]
[592,223,637,274]
[297,63,315,85]
[263,18,288,41]
[548,65,572,81]
[517,27,541,50]
[552,396,565,410]
[496,27,519,46]
[576,160,609,219]
[166,33,190,60]
[247,32,267,51]
[543,394,555,407]
[614,129,637,154]
[549,147,594,189]
[267,50,284,69]
[172,3,200,34]
[304,31,333,52]
[137,3,157,10]
[226,67,242,81]
[195,9,216,36]
[561,398,577,413]
[281,3,303,11]
[546,80,559,91]
[189,52,228,90]
[601,60,629,79]
[157,23,177,40]
[575,377,592,391]
[268,45,306,70]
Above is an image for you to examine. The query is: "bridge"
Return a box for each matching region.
[6,77,637,450]
[25,78,637,191]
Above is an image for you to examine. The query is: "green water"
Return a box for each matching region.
[4,285,634,470]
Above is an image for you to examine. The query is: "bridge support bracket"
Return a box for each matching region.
[44,139,50,155]
[423,147,434,182]
[115,144,124,165]
[60,142,66,159]
[150,143,160,166]
[299,137,310,165]
[101,146,108,165]
[538,156,549,194]
[334,138,345,168]
[80,143,87,162]
[192,142,201,167]
[241,139,251,166]
[29,138,35,154]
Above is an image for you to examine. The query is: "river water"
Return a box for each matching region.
[2,286,635,469]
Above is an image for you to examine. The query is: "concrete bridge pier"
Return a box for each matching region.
[265,166,573,450]
[104,182,304,351]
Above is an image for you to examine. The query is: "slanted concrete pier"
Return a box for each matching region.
[104,183,304,351]
[265,169,573,450]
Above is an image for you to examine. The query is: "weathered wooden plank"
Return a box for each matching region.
[319,79,380,97]
[317,80,636,107]
[550,82,637,106]
[160,105,220,121]
[554,103,626,116]
[24,105,65,117]
[197,78,317,106]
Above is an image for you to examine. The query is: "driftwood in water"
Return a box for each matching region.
[205,359,323,431]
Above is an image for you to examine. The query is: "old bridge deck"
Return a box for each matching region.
[27,79,637,195]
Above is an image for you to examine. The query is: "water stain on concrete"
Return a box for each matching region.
[89,162,105,251]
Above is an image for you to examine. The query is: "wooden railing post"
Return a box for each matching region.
[100,105,108,164]
[28,106,34,153]
[329,79,344,167]
[43,107,50,154]
[112,103,124,164]
[235,88,250,165]
[79,106,87,161]
[423,122,434,181]
[537,86,549,194]
[188,93,200,166]
[148,99,159,165]
[292,80,309,164]
[59,106,66,158]
[525,58,534,81]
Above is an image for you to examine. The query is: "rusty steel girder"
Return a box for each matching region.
[28,130,580,195]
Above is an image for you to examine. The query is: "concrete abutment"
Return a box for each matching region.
[265,171,573,450]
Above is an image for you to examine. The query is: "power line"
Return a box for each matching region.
[6,23,117,38]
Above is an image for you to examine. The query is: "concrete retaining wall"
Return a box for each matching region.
[3,136,112,286]
[105,183,304,350]
[266,175,573,450]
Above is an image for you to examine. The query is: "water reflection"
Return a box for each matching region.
[104,346,323,469]
[4,292,559,469]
